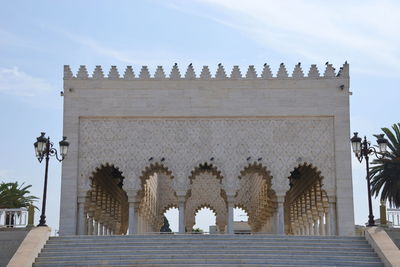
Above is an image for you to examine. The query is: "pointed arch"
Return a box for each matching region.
[188,162,223,183]
[236,162,277,232]
[185,163,227,233]
[284,162,329,235]
[136,162,177,233]
[194,204,218,216]
[85,163,128,235]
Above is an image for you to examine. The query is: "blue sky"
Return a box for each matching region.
[0,0,399,233]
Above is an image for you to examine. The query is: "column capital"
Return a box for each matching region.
[127,189,139,202]
[177,195,186,203]
[77,196,87,204]
[276,195,285,203]
[227,195,235,204]
[327,195,336,203]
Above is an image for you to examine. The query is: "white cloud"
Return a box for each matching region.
[0,67,53,97]
[172,0,400,75]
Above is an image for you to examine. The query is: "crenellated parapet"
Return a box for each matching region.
[64,62,349,80]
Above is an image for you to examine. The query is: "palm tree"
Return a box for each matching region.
[0,182,38,226]
[370,123,400,208]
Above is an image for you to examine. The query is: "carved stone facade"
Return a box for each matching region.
[60,63,355,236]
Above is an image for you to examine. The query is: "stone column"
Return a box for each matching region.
[87,216,94,235]
[314,220,319,235]
[77,201,86,235]
[325,211,330,235]
[227,195,235,234]
[99,223,104,235]
[138,214,142,233]
[128,201,139,234]
[94,220,98,235]
[319,215,325,235]
[275,196,285,235]
[178,196,186,234]
[328,201,337,235]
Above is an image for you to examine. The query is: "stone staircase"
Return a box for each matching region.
[33,234,384,266]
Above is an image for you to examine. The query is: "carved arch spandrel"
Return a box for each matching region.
[185,163,227,232]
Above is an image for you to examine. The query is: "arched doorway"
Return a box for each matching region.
[163,207,179,232]
[185,163,227,233]
[194,206,217,233]
[284,163,329,235]
[85,164,128,235]
[137,163,177,233]
[236,163,277,233]
[234,207,250,234]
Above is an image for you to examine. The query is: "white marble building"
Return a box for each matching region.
[59,62,355,236]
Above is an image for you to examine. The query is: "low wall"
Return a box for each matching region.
[365,227,400,267]
[0,228,30,267]
[7,226,51,267]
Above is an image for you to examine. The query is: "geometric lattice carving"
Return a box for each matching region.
[185,171,227,232]
[79,117,335,197]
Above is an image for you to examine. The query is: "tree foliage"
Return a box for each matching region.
[0,182,38,209]
[370,123,400,208]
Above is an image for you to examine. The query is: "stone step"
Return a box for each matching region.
[50,236,365,240]
[32,257,384,267]
[34,235,384,267]
[45,239,369,246]
[41,243,374,251]
[45,237,370,244]
[35,252,382,262]
[33,264,383,267]
[39,247,376,257]
[43,240,372,249]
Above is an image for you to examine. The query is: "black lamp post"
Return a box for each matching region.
[34,132,69,226]
[350,132,388,227]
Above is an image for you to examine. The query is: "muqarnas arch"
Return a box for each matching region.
[60,62,354,236]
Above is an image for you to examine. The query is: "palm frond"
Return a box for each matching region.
[382,126,400,156]
[369,123,400,208]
